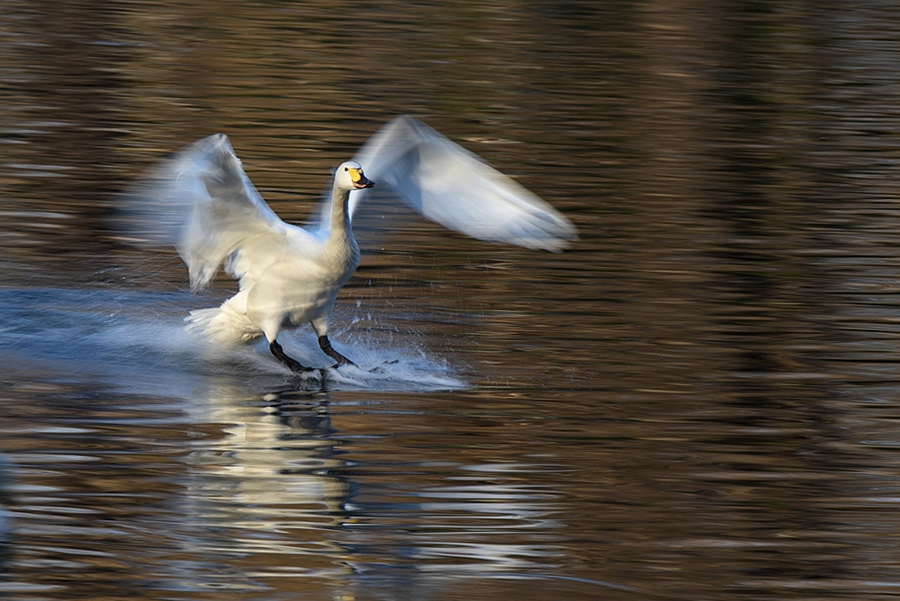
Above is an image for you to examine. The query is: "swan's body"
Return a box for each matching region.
[120,116,577,373]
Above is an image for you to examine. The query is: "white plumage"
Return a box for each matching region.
[120,116,577,373]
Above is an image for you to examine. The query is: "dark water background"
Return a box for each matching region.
[3,1,900,599]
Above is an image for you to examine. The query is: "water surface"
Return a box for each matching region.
[3,1,900,600]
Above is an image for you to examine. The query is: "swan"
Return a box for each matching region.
[119,116,577,374]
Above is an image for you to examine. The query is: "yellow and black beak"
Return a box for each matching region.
[349,167,375,190]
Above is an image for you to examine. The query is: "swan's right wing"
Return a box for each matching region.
[350,116,578,252]
[118,134,289,290]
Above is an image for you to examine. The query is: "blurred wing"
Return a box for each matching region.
[118,134,288,290]
[349,116,578,252]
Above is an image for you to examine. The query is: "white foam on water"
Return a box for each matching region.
[0,287,467,395]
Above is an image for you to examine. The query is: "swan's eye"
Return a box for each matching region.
[344,167,349,172]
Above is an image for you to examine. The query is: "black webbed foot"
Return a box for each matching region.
[318,335,356,368]
[270,339,320,375]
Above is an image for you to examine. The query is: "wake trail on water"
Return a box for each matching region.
[0,287,466,395]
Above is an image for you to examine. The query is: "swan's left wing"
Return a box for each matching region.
[348,116,577,252]
[118,134,289,290]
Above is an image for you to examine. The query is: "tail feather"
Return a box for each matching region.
[185,305,261,345]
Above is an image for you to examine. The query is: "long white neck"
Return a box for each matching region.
[327,184,355,247]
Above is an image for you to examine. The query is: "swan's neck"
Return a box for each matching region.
[327,186,355,247]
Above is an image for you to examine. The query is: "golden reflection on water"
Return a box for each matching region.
[3,1,900,600]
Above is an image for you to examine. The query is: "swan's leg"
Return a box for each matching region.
[318,335,355,367]
[270,339,316,374]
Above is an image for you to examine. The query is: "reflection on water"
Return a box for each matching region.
[4,0,900,599]
[184,390,566,580]
[0,379,579,598]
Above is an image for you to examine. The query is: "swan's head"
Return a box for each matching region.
[335,161,375,191]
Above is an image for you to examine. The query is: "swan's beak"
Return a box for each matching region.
[350,168,375,190]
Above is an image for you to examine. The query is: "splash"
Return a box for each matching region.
[0,287,466,396]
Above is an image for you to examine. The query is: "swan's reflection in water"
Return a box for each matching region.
[180,384,564,596]
[182,388,353,579]
[0,287,565,597]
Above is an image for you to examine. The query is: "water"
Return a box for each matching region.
[3,1,900,599]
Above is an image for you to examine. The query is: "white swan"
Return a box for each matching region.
[120,116,577,374]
